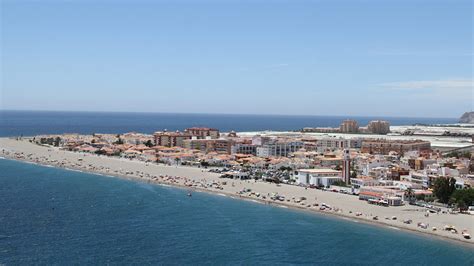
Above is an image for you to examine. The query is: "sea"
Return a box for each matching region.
[0,110,458,137]
[1,159,473,265]
[1,111,471,264]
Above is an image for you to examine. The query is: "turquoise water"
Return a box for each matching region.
[1,159,472,265]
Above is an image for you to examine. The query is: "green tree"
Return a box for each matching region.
[446,151,471,159]
[433,177,456,203]
[114,138,124,145]
[424,195,436,202]
[415,193,425,201]
[279,166,292,171]
[95,149,106,155]
[449,188,474,211]
[350,170,357,179]
[332,180,349,187]
[54,137,61,147]
[144,140,153,147]
[405,187,415,203]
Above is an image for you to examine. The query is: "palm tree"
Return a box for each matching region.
[405,187,414,203]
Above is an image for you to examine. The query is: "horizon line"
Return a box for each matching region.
[0,108,459,120]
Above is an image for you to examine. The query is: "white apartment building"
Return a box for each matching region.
[256,141,304,157]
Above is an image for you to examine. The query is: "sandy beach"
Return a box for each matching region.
[1,137,473,246]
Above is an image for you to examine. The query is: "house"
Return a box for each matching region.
[295,168,342,187]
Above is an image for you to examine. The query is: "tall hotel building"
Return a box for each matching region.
[339,120,359,133]
[367,120,390,134]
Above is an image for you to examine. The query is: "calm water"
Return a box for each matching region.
[0,159,472,265]
[0,110,457,137]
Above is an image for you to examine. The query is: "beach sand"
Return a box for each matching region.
[1,137,473,246]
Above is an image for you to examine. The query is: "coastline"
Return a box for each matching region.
[1,137,473,247]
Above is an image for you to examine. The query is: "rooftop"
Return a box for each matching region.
[297,168,341,174]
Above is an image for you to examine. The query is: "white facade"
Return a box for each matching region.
[350,178,381,188]
[256,147,271,157]
[223,171,249,179]
[256,141,304,157]
[231,143,257,155]
[296,169,342,186]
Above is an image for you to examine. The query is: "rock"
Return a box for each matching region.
[459,112,474,124]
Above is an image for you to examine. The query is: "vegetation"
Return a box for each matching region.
[279,166,292,171]
[95,149,107,155]
[114,138,124,145]
[332,180,349,187]
[143,140,154,147]
[405,188,415,203]
[432,177,456,203]
[445,151,471,159]
[425,195,436,202]
[53,137,61,147]
[431,177,474,209]
[350,171,357,179]
[350,165,357,179]
[415,193,436,202]
[449,189,474,211]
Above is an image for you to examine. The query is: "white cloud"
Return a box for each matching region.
[379,79,473,91]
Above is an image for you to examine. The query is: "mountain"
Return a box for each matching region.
[459,112,474,124]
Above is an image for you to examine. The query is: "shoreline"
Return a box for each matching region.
[4,157,473,248]
[1,138,473,247]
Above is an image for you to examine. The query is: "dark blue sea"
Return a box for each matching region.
[0,110,457,137]
[1,159,473,264]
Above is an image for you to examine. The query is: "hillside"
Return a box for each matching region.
[459,112,474,124]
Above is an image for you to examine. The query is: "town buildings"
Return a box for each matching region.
[184,127,220,139]
[367,120,391,134]
[340,120,359,133]
[183,139,233,154]
[295,168,342,187]
[153,131,192,147]
[302,120,390,135]
[342,149,351,183]
[256,140,304,157]
[361,139,431,155]
[231,143,258,155]
[315,137,362,152]
[37,122,472,209]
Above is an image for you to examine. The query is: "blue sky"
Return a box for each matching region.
[1,0,472,118]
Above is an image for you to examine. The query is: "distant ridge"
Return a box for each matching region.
[459,112,474,124]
